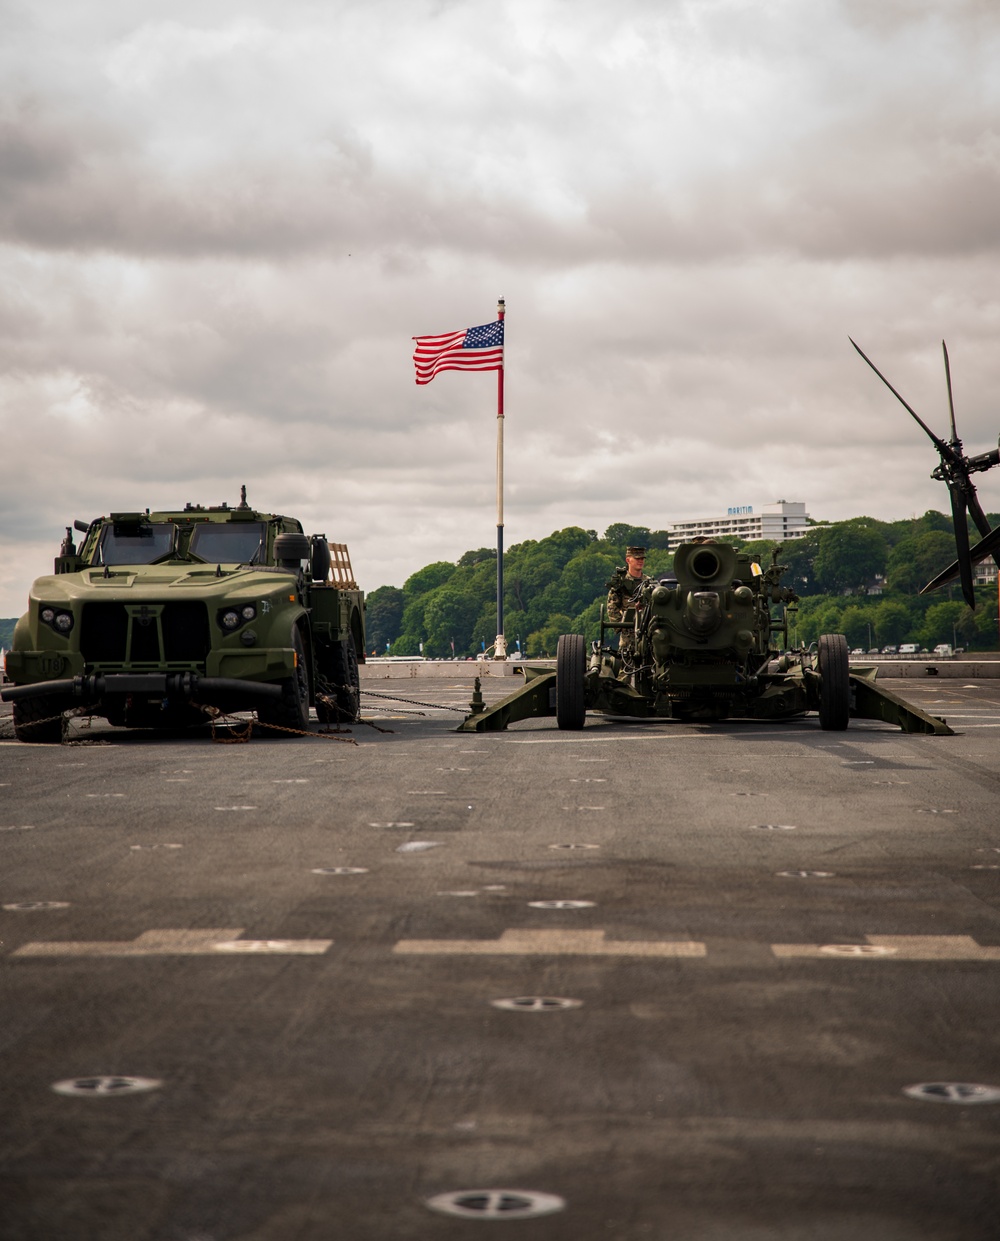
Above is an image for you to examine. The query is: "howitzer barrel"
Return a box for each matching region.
[672,542,739,589]
[646,542,757,656]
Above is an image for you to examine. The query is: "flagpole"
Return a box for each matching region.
[494,297,507,659]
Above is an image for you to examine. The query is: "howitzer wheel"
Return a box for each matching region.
[818,633,850,731]
[556,634,587,730]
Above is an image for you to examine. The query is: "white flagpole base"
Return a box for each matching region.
[493,634,508,660]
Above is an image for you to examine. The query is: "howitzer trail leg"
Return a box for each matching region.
[849,672,953,735]
[456,670,557,732]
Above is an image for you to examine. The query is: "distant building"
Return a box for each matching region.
[975,560,998,586]
[845,574,884,598]
[667,501,809,545]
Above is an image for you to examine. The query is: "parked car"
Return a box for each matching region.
[881,645,898,655]
[932,644,954,657]
[898,643,919,655]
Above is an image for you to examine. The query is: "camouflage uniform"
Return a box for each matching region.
[606,567,651,622]
[606,546,651,658]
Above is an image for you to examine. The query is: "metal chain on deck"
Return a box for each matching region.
[315,674,395,735]
[0,703,104,743]
[2,700,366,745]
[2,679,456,742]
[315,693,394,735]
[196,703,360,745]
[360,688,469,713]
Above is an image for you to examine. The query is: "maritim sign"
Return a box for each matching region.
[668,501,809,543]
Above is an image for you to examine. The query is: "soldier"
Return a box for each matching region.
[606,546,652,620]
[606,546,652,660]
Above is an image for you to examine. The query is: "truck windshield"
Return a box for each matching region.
[96,523,178,565]
[189,522,266,564]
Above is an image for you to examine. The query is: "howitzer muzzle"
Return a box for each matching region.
[672,542,739,588]
[691,549,723,580]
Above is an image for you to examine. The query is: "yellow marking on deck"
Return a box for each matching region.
[393,928,706,957]
[12,929,333,957]
[772,935,1000,961]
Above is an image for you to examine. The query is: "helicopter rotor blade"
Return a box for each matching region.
[922,521,1000,594]
[942,340,960,447]
[966,488,995,542]
[849,338,956,461]
[948,484,976,610]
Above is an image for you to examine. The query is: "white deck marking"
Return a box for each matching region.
[393,928,706,957]
[772,935,1000,961]
[12,929,332,957]
[502,736,719,744]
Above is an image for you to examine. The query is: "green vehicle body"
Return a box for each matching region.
[587,540,820,723]
[2,496,365,742]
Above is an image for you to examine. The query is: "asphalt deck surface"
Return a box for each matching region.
[1,677,999,1240]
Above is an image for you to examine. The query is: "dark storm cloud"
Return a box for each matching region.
[3,93,998,271]
[1,1,998,268]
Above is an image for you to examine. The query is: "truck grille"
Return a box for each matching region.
[80,602,211,667]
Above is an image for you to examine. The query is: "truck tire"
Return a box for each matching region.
[13,694,70,744]
[818,633,850,731]
[556,633,587,730]
[257,627,311,734]
[319,635,360,725]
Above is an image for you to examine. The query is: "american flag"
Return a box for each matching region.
[412,319,504,386]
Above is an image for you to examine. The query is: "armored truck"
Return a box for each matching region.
[2,491,365,742]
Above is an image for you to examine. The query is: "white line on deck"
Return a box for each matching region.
[11,929,332,957]
[772,935,1000,961]
[393,929,706,957]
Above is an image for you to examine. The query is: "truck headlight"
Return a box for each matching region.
[39,605,74,635]
[217,603,257,631]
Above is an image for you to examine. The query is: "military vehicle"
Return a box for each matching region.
[1,489,365,742]
[460,541,951,735]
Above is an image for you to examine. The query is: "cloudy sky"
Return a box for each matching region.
[2,0,999,615]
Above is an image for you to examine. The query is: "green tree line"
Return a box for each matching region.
[364,512,1000,658]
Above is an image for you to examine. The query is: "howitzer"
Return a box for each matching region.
[459,542,952,735]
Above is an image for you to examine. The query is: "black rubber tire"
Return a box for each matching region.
[12,694,71,743]
[257,627,311,734]
[556,633,587,730]
[318,635,360,725]
[818,633,850,731]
